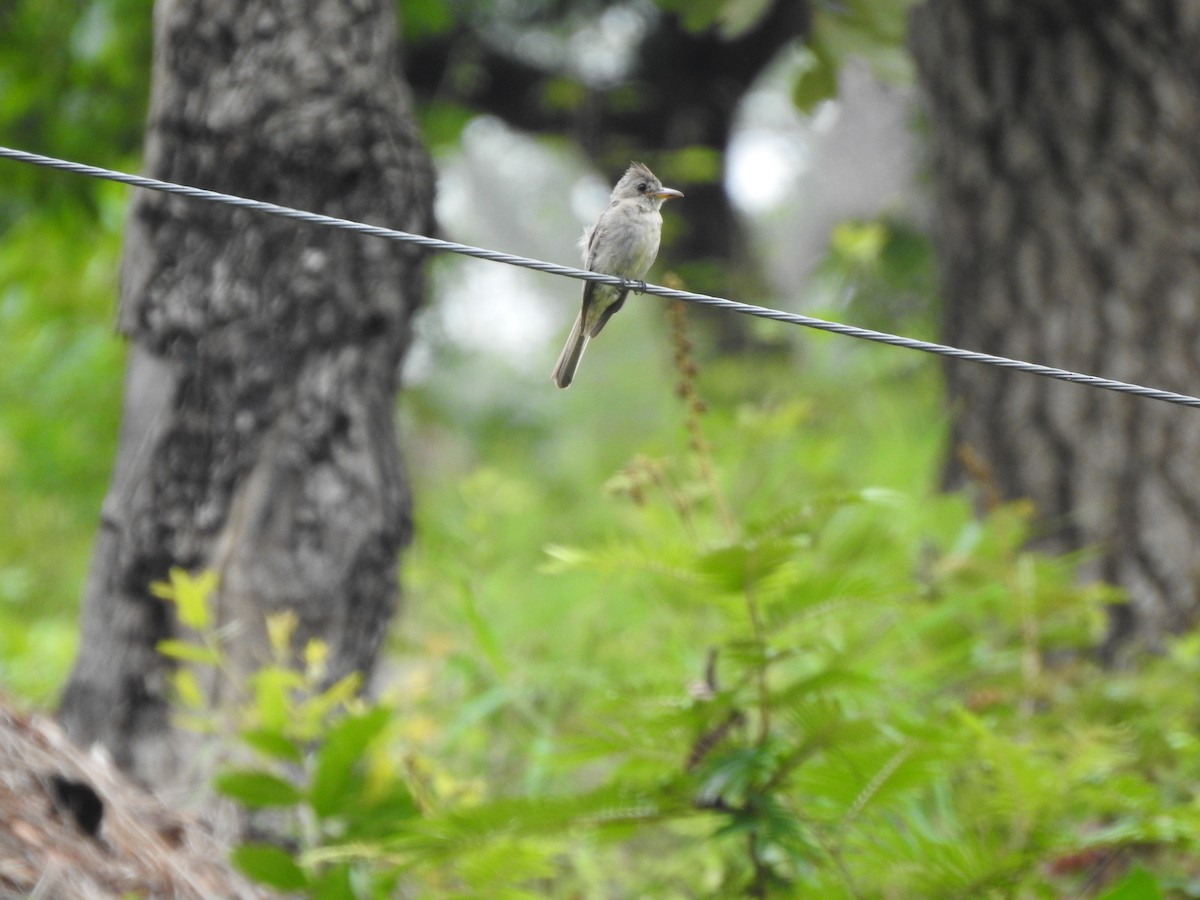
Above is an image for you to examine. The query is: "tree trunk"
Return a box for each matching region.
[59,0,434,788]
[911,2,1200,656]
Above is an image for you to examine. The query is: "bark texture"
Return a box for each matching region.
[911,1,1200,653]
[59,0,434,787]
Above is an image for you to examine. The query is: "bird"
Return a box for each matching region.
[551,162,683,388]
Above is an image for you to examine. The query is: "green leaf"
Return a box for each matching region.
[539,76,587,114]
[231,843,307,891]
[155,638,219,666]
[402,0,454,40]
[652,0,727,33]
[661,146,723,185]
[241,727,303,763]
[459,839,557,892]
[310,707,391,819]
[831,220,889,268]
[792,43,839,112]
[417,101,475,150]
[170,668,205,711]
[694,745,780,806]
[697,539,795,592]
[173,568,217,630]
[215,768,303,808]
[541,544,591,573]
[149,568,217,630]
[714,0,775,39]
[396,784,670,857]
[251,666,305,732]
[1099,866,1162,900]
[792,0,918,113]
[339,779,421,840]
[297,672,364,729]
[310,862,356,900]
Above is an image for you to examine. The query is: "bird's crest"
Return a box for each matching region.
[626,161,655,180]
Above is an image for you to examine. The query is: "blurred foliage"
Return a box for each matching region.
[398,0,920,219]
[659,145,725,186]
[0,0,151,222]
[151,319,1200,896]
[654,0,776,39]
[816,217,939,335]
[793,0,919,112]
[0,0,147,699]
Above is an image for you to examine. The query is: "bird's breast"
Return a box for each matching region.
[588,208,662,279]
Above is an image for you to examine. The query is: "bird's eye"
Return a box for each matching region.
[637,182,648,193]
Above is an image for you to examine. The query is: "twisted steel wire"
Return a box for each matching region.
[3,144,1197,409]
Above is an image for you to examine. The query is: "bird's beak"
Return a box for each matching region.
[654,187,684,201]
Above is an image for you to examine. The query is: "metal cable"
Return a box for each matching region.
[3,144,1198,409]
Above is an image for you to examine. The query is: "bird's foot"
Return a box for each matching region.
[622,279,648,295]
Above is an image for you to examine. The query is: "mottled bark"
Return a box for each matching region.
[911,1,1200,654]
[59,0,434,787]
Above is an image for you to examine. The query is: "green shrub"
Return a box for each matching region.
[153,307,1197,898]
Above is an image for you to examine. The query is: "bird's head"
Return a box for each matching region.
[612,162,684,207]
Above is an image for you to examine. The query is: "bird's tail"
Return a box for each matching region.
[551,312,590,389]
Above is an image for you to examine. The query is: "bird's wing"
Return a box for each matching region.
[583,202,619,270]
[578,207,612,314]
[588,289,629,337]
[579,225,595,264]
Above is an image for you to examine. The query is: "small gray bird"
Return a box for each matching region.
[551,162,683,388]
